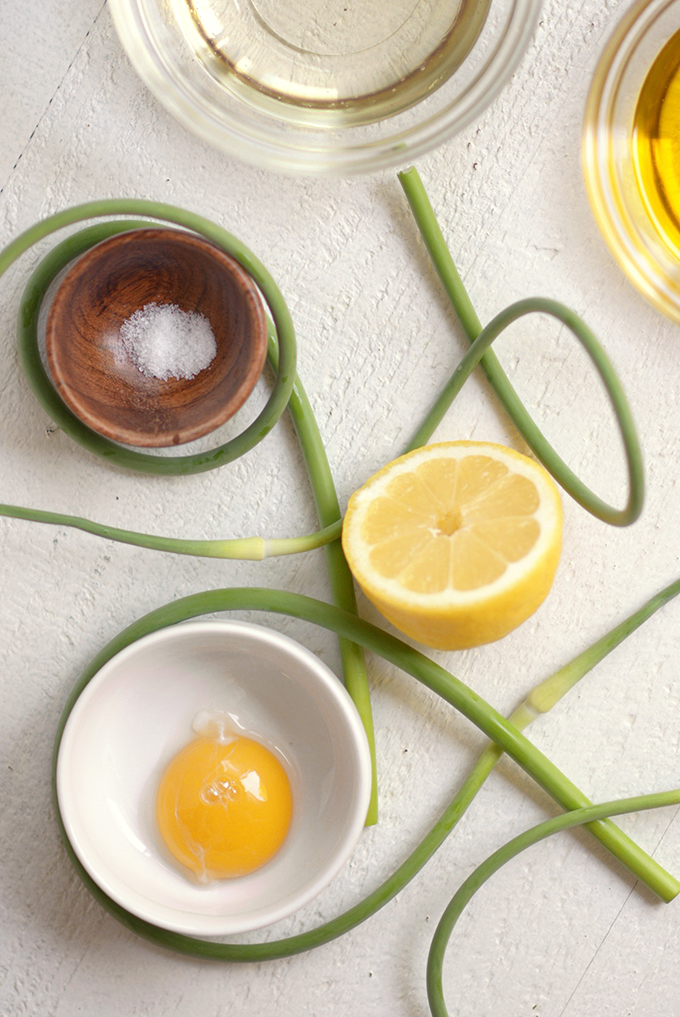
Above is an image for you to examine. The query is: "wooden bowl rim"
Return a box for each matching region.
[45,227,269,447]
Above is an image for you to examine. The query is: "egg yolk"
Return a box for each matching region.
[156,735,293,881]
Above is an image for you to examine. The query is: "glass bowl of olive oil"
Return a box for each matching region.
[583,0,680,322]
[109,0,542,176]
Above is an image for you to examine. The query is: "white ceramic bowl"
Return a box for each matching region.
[56,620,372,936]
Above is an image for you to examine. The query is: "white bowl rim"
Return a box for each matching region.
[56,618,373,935]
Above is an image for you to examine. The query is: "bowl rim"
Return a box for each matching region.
[582,0,680,322]
[55,619,373,935]
[109,0,543,176]
[44,227,269,448]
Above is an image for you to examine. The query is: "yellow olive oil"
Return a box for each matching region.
[634,28,680,254]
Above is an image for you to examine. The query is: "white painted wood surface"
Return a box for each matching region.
[2,1,680,1014]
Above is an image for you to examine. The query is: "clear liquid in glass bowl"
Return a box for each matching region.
[170,0,489,127]
[110,0,542,174]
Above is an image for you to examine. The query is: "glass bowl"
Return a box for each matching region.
[109,0,543,176]
[583,0,680,322]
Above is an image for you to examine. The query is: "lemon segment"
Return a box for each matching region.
[342,441,563,650]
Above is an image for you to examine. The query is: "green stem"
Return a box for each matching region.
[52,586,680,965]
[427,788,680,1017]
[0,502,341,559]
[267,333,378,825]
[0,187,660,910]
[3,205,377,820]
[428,575,680,893]
[15,214,296,475]
[524,575,680,715]
[398,166,644,526]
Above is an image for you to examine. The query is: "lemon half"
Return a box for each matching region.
[342,441,563,650]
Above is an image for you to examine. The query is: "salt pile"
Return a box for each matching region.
[120,302,217,380]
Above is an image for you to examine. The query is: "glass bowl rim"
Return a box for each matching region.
[109,0,544,176]
[582,0,680,322]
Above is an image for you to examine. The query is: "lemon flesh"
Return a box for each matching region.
[342,441,563,650]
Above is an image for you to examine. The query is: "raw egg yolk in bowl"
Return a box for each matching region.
[157,731,293,881]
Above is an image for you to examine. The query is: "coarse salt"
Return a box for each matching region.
[120,302,217,380]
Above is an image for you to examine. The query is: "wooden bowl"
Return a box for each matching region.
[45,228,268,447]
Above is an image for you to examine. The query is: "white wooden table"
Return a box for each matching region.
[2,1,680,1014]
